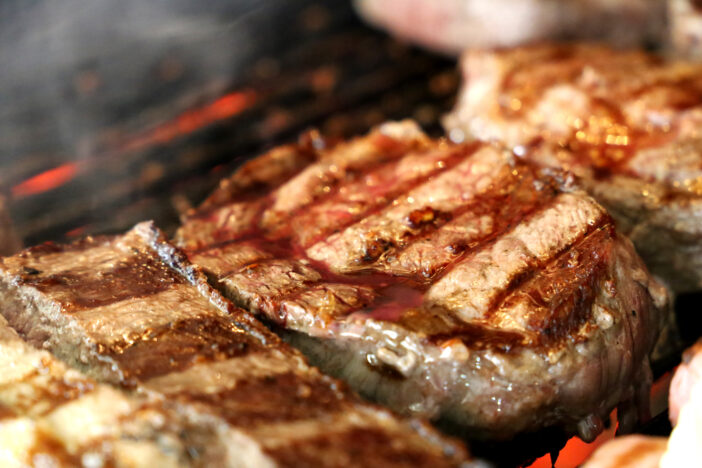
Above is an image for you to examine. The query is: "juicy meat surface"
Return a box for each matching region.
[354,0,666,55]
[445,43,702,292]
[176,122,668,442]
[0,315,198,467]
[0,221,469,468]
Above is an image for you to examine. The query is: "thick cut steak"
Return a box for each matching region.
[445,44,702,292]
[176,122,668,442]
[0,221,469,468]
[0,315,200,467]
[354,0,666,55]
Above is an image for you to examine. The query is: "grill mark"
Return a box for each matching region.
[263,425,454,468]
[376,165,560,281]
[96,315,264,383]
[485,213,613,320]
[191,136,325,217]
[172,371,351,428]
[261,133,427,237]
[514,225,613,344]
[290,143,481,248]
[305,148,516,273]
[495,45,700,172]
[17,251,185,311]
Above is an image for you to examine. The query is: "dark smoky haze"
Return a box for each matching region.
[0,0,372,244]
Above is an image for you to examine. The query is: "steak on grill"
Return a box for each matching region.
[176,121,668,442]
[0,314,204,467]
[444,43,702,293]
[354,0,666,55]
[0,221,470,468]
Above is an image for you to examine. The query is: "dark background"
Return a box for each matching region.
[0,0,457,245]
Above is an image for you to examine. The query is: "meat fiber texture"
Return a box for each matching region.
[353,0,666,55]
[0,221,470,468]
[445,43,702,293]
[176,121,668,443]
[0,315,199,467]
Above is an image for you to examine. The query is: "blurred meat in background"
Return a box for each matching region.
[354,0,667,55]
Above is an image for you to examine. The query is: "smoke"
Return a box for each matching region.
[0,0,286,166]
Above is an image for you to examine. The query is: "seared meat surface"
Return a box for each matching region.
[0,315,198,467]
[354,0,666,55]
[177,122,667,442]
[445,44,702,292]
[0,221,469,468]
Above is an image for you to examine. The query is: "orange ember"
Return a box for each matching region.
[121,90,257,153]
[527,418,617,468]
[12,162,80,198]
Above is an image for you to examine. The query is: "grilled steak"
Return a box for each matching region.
[176,121,668,442]
[354,0,666,55]
[0,315,202,467]
[0,221,469,468]
[445,43,702,293]
[0,195,21,256]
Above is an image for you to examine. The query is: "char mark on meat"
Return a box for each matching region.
[0,220,470,468]
[444,43,702,293]
[176,121,669,443]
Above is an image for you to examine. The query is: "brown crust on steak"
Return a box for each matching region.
[177,122,667,441]
[445,43,702,292]
[0,221,470,467]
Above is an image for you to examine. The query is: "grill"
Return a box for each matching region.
[0,1,694,466]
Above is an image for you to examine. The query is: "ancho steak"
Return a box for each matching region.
[0,221,469,468]
[177,121,668,442]
[445,43,702,292]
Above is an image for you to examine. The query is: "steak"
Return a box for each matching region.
[0,221,470,468]
[353,0,666,55]
[176,121,668,442]
[0,315,203,467]
[444,43,702,293]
